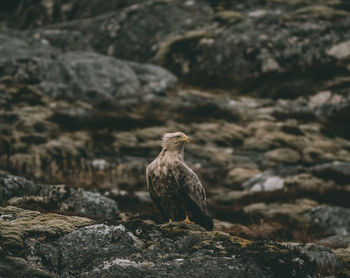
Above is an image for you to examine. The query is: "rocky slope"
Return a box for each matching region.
[0,174,335,277]
[1,0,350,277]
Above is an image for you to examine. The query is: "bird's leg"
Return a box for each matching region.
[183,215,194,224]
[168,218,173,223]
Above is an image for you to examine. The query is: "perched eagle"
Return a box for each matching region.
[146,132,213,230]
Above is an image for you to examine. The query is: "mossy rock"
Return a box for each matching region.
[294,5,349,19]
[0,206,94,251]
[160,221,207,232]
[214,10,243,24]
[160,221,254,249]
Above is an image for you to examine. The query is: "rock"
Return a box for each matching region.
[213,10,244,24]
[10,0,142,29]
[333,247,350,277]
[308,91,332,108]
[243,123,303,152]
[305,206,350,236]
[214,219,298,242]
[310,162,350,185]
[0,256,53,278]
[242,173,285,192]
[1,174,119,220]
[327,39,350,60]
[320,235,350,248]
[9,0,349,98]
[0,173,39,202]
[1,50,177,107]
[59,189,118,219]
[54,224,136,272]
[0,78,247,188]
[264,148,301,165]
[28,0,213,63]
[210,189,251,204]
[213,221,250,234]
[133,191,152,203]
[0,31,51,63]
[301,136,350,165]
[284,173,334,190]
[1,3,350,275]
[294,4,349,19]
[147,2,350,97]
[0,206,93,249]
[243,199,318,224]
[283,242,341,275]
[1,29,350,189]
[320,235,350,277]
[314,91,350,139]
[225,167,261,187]
[0,217,317,277]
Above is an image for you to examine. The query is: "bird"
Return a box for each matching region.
[146,132,213,230]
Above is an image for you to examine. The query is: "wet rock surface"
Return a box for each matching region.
[1,0,350,277]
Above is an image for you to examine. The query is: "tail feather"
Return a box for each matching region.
[188,199,213,231]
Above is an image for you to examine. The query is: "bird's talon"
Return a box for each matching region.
[183,215,194,224]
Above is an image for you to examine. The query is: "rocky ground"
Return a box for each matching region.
[1,0,350,277]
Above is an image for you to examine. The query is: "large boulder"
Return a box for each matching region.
[0,33,177,107]
[13,0,350,98]
[0,209,317,277]
[0,173,39,202]
[0,174,119,220]
[305,206,350,237]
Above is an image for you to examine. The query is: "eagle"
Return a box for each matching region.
[146,132,213,230]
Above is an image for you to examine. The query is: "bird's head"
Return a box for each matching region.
[161,132,190,152]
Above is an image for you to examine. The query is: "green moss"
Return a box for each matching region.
[160,221,255,251]
[230,236,254,248]
[0,206,94,251]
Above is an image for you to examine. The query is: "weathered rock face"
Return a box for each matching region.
[0,174,118,220]
[0,33,177,107]
[1,16,350,188]
[0,204,317,278]
[5,0,350,99]
[1,174,347,277]
[305,206,350,237]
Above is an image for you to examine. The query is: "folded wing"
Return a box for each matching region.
[171,160,213,230]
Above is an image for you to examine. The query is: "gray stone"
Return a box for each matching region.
[0,174,119,220]
[327,40,350,59]
[320,235,350,248]
[283,242,341,275]
[0,173,39,203]
[60,190,118,219]
[1,50,177,107]
[27,222,316,277]
[310,162,350,185]
[242,173,285,192]
[305,206,350,236]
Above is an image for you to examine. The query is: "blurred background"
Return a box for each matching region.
[0,0,350,257]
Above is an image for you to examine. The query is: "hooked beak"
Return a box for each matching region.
[180,135,190,143]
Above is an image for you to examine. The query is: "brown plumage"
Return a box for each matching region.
[146,132,213,230]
